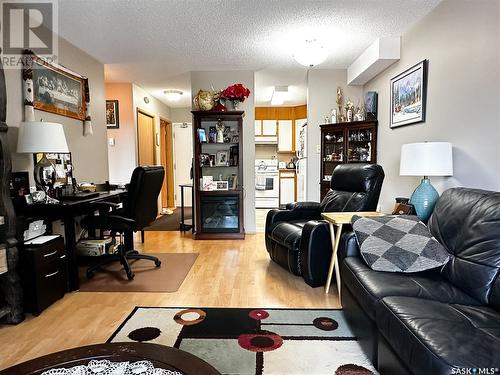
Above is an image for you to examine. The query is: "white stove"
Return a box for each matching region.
[255,159,279,208]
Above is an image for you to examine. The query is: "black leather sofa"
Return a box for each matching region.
[340,187,500,374]
[265,164,384,287]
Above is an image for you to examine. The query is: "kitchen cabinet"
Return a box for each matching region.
[255,120,262,136]
[262,120,277,136]
[278,120,293,152]
[279,170,296,206]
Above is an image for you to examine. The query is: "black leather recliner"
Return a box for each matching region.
[265,164,385,287]
[340,187,500,374]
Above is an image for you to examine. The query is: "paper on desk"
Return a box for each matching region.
[24,235,60,245]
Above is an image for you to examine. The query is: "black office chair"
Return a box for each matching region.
[83,166,165,280]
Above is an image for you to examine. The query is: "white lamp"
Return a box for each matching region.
[17,121,69,190]
[400,142,453,221]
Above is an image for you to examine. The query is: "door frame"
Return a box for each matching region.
[159,117,175,209]
[136,108,156,166]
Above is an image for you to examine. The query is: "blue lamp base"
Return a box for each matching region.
[409,177,439,222]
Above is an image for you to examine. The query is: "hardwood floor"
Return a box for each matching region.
[0,231,339,370]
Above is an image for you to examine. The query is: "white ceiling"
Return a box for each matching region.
[58,0,441,108]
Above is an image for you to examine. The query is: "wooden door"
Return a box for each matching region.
[137,111,155,166]
[160,118,175,209]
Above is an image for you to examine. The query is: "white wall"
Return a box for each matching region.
[190,71,256,233]
[306,70,363,200]
[363,0,500,212]
[7,37,109,184]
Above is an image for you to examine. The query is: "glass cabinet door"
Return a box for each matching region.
[347,128,374,162]
[322,129,344,180]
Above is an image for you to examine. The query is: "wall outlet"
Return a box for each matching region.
[316,144,321,153]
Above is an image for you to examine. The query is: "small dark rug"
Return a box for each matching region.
[78,253,198,292]
[108,307,377,374]
[145,208,192,231]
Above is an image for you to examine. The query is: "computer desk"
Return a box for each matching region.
[17,190,127,291]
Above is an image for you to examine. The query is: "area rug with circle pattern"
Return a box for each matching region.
[108,307,378,375]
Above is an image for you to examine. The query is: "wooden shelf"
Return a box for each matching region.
[192,111,245,239]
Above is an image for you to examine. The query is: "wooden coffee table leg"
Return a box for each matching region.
[325,222,337,294]
[333,223,343,302]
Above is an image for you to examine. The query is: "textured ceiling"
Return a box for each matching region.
[58,0,441,108]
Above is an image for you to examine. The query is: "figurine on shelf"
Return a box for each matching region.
[216,119,225,143]
[345,99,354,122]
[336,87,343,119]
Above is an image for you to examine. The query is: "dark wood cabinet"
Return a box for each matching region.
[192,111,245,240]
[19,236,67,315]
[320,120,378,200]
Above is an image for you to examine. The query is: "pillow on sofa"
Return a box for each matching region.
[351,215,449,273]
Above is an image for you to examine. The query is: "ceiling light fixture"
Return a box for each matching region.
[163,89,183,101]
[293,39,328,67]
[271,86,289,105]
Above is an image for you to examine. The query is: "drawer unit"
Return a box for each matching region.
[20,236,67,315]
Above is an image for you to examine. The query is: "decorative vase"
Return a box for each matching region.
[409,177,440,222]
[225,99,240,110]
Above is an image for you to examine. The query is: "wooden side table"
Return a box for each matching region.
[321,211,385,298]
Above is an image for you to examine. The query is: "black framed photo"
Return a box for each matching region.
[390,60,427,128]
[364,91,378,120]
[200,153,210,167]
[197,128,207,143]
[106,100,120,129]
[216,150,229,166]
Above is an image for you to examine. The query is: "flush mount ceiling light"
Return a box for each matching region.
[163,89,183,101]
[271,86,289,105]
[293,39,328,67]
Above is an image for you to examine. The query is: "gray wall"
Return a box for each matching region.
[307,69,363,200]
[170,107,192,124]
[191,71,256,233]
[363,0,500,212]
[7,37,109,184]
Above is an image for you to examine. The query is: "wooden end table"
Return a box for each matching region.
[321,211,385,298]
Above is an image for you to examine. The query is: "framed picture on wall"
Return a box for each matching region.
[106,100,120,129]
[24,52,87,121]
[390,60,428,128]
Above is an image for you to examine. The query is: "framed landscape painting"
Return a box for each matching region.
[390,60,427,128]
[30,54,87,121]
[106,100,120,128]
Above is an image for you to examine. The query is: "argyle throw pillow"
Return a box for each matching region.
[351,215,450,273]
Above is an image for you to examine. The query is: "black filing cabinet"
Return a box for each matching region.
[20,236,67,315]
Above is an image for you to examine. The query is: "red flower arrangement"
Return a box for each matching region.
[221,83,251,102]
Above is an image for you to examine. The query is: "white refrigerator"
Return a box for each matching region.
[295,119,307,202]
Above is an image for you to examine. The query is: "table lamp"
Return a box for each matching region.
[17,121,69,191]
[400,142,453,222]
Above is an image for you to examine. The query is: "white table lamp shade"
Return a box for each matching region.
[400,142,453,176]
[17,121,69,153]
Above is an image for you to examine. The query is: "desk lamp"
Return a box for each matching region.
[400,142,453,222]
[17,121,69,192]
